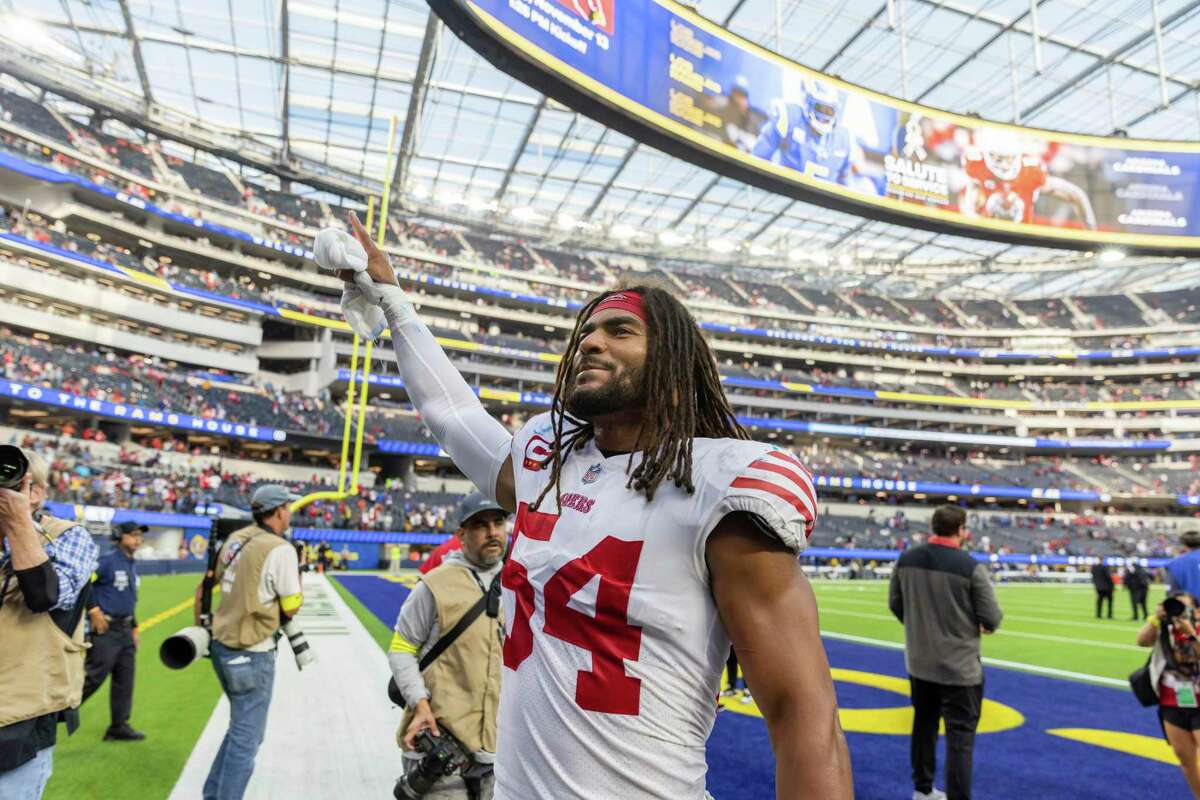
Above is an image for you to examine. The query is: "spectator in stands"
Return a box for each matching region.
[1136,592,1200,799]
[1168,531,1200,598]
[1092,561,1115,619]
[388,492,508,799]
[888,505,1003,800]
[0,449,99,800]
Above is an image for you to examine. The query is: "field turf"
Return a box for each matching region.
[45,574,1179,799]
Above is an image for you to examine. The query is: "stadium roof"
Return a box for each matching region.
[3,0,1200,297]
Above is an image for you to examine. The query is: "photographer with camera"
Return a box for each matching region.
[200,485,304,800]
[0,446,99,800]
[80,521,147,742]
[388,492,507,800]
[1136,592,1200,798]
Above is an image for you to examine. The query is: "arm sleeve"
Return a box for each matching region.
[387,582,438,708]
[48,527,99,613]
[16,561,59,613]
[264,545,303,615]
[376,284,513,499]
[888,569,903,622]
[971,564,1003,631]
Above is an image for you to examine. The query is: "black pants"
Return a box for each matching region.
[910,677,983,800]
[1095,590,1113,618]
[81,624,136,728]
[726,648,740,691]
[1130,589,1149,620]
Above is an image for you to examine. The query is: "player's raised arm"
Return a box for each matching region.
[1043,175,1098,230]
[708,513,853,800]
[314,212,516,510]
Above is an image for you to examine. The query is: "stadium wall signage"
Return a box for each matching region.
[0,379,287,443]
[432,0,1200,254]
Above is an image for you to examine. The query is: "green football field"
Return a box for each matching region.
[43,574,1163,799]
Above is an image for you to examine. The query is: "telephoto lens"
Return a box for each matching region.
[0,445,29,490]
[394,729,472,799]
[160,626,212,669]
[282,620,317,670]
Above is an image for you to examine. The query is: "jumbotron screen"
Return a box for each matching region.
[435,0,1200,253]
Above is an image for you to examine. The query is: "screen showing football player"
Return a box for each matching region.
[961,129,1097,230]
[751,77,865,188]
[700,76,766,152]
[316,215,853,800]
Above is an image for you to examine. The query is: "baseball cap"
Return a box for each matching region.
[250,484,299,514]
[116,521,148,536]
[451,492,507,530]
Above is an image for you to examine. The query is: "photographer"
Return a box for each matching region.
[389,492,507,800]
[1136,592,1200,798]
[0,448,98,800]
[200,485,303,800]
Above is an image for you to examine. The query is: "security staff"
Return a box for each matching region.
[389,492,508,800]
[82,521,146,742]
[1168,530,1200,597]
[200,485,303,800]
[0,449,98,800]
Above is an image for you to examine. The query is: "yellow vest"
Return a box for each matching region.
[399,563,503,754]
[212,525,289,649]
[0,516,88,727]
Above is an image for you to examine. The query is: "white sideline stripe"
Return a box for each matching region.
[168,574,403,800]
[821,593,1143,632]
[821,631,1129,688]
[820,607,1144,651]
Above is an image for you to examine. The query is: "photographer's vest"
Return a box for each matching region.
[212,525,289,649]
[400,563,503,754]
[0,516,87,727]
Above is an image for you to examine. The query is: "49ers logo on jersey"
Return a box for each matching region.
[523,435,553,471]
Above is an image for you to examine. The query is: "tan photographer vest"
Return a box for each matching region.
[400,563,503,754]
[0,516,88,727]
[212,525,289,649]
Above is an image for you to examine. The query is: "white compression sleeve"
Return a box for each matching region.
[375,284,512,498]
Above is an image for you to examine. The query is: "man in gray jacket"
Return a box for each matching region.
[388,492,508,800]
[889,505,1003,800]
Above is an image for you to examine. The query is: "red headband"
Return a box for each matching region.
[590,291,646,323]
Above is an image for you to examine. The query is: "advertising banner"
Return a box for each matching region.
[449,0,1200,252]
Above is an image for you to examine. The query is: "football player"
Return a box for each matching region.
[751,77,863,187]
[961,129,1096,229]
[317,213,853,800]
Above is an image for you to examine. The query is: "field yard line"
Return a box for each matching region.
[821,607,1144,651]
[820,594,1142,632]
[821,630,1128,688]
[138,598,194,631]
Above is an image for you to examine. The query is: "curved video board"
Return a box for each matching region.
[430,0,1200,254]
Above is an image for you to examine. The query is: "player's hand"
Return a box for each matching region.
[344,212,398,288]
[132,627,140,649]
[89,608,110,635]
[403,698,440,749]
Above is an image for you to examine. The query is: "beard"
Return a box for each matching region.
[566,364,647,420]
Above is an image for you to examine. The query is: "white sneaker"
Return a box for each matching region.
[739,690,753,704]
[913,790,947,800]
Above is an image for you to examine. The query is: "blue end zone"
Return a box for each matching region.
[336,577,1185,798]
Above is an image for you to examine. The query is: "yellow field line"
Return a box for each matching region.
[138,598,194,632]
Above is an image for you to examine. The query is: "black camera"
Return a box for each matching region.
[394,728,472,799]
[0,445,28,490]
[1164,596,1188,621]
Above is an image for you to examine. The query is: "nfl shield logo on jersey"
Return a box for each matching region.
[582,463,602,484]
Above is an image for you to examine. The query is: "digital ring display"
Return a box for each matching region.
[431,0,1200,254]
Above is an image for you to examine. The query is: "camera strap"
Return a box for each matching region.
[418,573,500,671]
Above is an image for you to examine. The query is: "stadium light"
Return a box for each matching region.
[1,17,84,68]
[837,253,853,267]
[555,214,578,230]
[1099,249,1125,263]
[658,230,689,246]
[787,248,807,262]
[708,238,737,254]
[510,206,543,222]
[410,184,430,199]
[611,223,637,240]
[748,243,773,257]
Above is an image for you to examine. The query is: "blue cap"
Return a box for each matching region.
[250,484,299,513]
[451,492,508,530]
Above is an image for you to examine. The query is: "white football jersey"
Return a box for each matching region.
[493,412,817,800]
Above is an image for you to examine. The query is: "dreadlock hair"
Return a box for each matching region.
[533,282,748,512]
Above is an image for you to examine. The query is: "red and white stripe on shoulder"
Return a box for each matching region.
[728,449,817,538]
